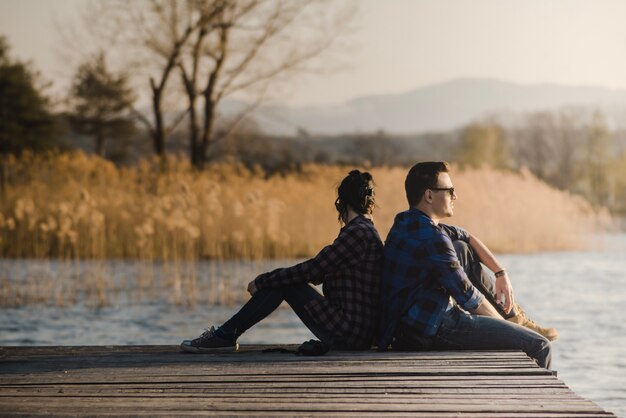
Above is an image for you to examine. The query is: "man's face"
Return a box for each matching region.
[431,172,457,218]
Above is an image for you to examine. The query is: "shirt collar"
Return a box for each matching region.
[344,213,372,228]
[409,207,438,228]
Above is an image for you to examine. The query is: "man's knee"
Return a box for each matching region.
[534,336,552,369]
[453,240,474,265]
[537,335,552,356]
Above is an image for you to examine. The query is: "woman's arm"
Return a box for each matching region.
[252,224,366,291]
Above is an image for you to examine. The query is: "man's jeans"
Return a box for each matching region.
[219,283,346,347]
[434,304,552,369]
[433,240,552,369]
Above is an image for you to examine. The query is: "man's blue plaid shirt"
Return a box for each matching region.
[378,208,484,349]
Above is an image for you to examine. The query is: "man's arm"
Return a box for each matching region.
[468,233,515,314]
[472,299,504,319]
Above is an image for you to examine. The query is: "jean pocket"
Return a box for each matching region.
[437,307,460,333]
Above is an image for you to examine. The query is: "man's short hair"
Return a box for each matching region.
[405,161,450,207]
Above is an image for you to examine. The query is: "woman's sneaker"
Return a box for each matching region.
[180,326,239,353]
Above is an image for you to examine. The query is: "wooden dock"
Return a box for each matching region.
[0,345,615,417]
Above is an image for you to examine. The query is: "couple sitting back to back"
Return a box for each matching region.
[181,162,555,369]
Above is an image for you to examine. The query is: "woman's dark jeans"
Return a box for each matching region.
[219,283,346,347]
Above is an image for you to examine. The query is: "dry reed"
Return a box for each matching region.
[0,152,611,307]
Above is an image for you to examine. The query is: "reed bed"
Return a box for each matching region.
[0,152,611,307]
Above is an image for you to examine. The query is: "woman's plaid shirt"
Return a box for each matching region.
[254,215,383,349]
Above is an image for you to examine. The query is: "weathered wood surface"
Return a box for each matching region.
[0,345,616,417]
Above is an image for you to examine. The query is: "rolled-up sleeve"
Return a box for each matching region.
[440,224,470,243]
[430,235,483,311]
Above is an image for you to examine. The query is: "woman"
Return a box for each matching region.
[181,170,383,352]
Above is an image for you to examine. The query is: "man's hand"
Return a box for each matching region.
[247,279,259,295]
[495,272,514,314]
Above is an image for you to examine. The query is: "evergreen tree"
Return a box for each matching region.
[69,52,136,158]
[0,35,62,155]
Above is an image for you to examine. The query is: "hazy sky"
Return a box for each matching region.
[1,0,626,106]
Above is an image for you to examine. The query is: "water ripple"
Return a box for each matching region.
[1,236,626,415]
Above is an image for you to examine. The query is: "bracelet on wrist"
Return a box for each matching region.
[494,269,506,277]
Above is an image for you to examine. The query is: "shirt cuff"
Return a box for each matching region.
[461,286,484,311]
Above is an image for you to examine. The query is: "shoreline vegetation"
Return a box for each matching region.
[1,151,611,259]
[0,152,612,307]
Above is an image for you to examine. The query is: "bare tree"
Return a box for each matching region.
[511,112,558,181]
[551,110,585,190]
[585,112,614,207]
[506,110,589,190]
[71,1,225,164]
[176,0,353,168]
[73,0,354,168]
[455,122,510,170]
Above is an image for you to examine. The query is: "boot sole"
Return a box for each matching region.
[180,342,239,353]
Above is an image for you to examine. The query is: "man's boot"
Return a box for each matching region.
[507,303,559,341]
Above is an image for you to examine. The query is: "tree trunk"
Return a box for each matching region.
[95,131,105,157]
[0,154,6,199]
[152,94,164,155]
[196,25,228,170]
[151,86,167,168]
[185,87,200,168]
[196,98,216,170]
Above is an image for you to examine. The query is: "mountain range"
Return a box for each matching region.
[231,78,626,135]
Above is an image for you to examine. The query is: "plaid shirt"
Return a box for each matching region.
[378,208,484,349]
[255,215,383,349]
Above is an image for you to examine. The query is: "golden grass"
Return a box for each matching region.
[0,151,610,259]
[0,152,611,307]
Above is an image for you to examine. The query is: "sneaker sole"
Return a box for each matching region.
[180,342,239,353]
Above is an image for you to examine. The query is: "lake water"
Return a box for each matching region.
[1,234,625,416]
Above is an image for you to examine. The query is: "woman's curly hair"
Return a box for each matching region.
[335,170,375,223]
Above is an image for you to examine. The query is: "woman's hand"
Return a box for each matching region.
[247,279,259,295]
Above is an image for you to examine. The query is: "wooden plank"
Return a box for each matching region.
[0,366,553,378]
[0,345,527,356]
[0,409,615,418]
[0,391,592,401]
[0,373,564,385]
[0,345,615,417]
[0,385,576,393]
[0,397,610,412]
[1,392,585,401]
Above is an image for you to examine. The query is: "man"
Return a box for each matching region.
[378,162,553,369]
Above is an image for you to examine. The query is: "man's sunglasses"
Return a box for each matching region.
[430,187,455,197]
